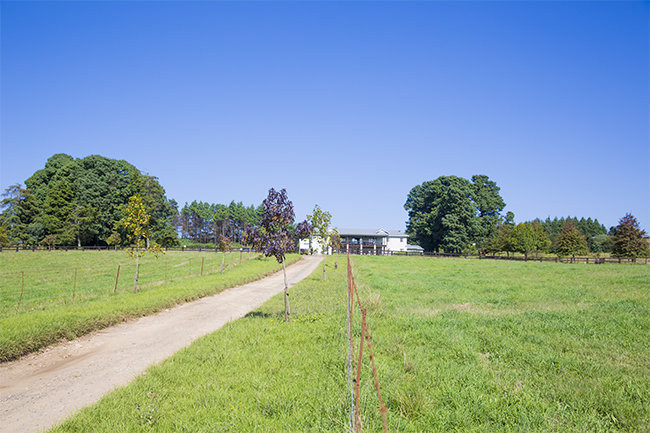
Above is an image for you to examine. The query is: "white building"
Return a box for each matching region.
[300,228,410,255]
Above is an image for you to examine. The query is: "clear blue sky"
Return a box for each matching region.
[1,1,648,231]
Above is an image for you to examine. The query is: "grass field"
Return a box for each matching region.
[0,251,300,362]
[49,256,649,432]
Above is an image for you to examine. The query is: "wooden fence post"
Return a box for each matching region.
[114,264,121,294]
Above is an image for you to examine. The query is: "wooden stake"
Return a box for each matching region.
[201,257,204,276]
[114,264,120,294]
[72,268,77,303]
[16,271,24,312]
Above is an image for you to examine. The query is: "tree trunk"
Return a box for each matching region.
[146,238,150,248]
[77,235,81,248]
[282,258,290,322]
[133,256,139,293]
[221,251,225,273]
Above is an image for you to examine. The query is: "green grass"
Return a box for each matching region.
[0,251,300,362]
[50,256,649,432]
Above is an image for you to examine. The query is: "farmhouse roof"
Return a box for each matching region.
[337,228,408,238]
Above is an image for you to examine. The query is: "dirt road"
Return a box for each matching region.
[0,256,322,433]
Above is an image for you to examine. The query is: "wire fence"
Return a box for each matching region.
[346,253,388,433]
[0,245,258,253]
[0,251,254,317]
[345,249,649,264]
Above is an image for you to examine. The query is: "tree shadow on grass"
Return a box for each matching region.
[244,311,283,319]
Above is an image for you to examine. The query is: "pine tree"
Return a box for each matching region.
[612,214,649,258]
[555,222,588,258]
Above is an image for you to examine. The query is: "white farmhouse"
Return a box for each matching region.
[300,228,410,255]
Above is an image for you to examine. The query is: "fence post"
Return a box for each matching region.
[114,265,121,294]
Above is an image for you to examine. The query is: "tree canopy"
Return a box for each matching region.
[1,154,177,246]
[174,200,260,245]
[404,175,506,253]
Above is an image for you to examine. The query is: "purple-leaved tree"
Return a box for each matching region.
[246,188,312,321]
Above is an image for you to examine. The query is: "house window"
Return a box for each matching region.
[400,238,404,243]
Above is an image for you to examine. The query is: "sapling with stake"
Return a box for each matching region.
[245,188,312,321]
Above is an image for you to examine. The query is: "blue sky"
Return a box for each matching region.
[1,1,648,231]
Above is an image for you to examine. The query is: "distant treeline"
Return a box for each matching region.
[532,217,609,252]
[174,201,261,245]
[0,154,260,248]
[405,175,648,258]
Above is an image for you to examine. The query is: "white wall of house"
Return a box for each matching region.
[299,236,330,254]
[387,235,408,252]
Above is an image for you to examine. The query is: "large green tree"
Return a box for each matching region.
[404,175,506,253]
[472,175,506,245]
[7,153,177,246]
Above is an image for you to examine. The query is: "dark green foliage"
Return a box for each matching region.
[472,175,506,243]
[534,216,607,252]
[482,225,512,255]
[591,233,613,253]
[404,175,506,253]
[554,222,589,257]
[2,154,177,246]
[175,200,260,245]
[612,213,649,258]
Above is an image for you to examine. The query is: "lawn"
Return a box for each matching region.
[50,256,649,432]
[0,251,300,362]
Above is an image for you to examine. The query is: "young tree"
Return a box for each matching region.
[330,229,342,269]
[482,225,512,255]
[307,205,332,280]
[106,232,121,249]
[40,234,57,250]
[218,234,232,273]
[122,194,163,292]
[612,214,649,258]
[510,222,550,260]
[554,222,588,259]
[248,188,312,321]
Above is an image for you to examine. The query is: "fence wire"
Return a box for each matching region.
[346,253,388,433]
